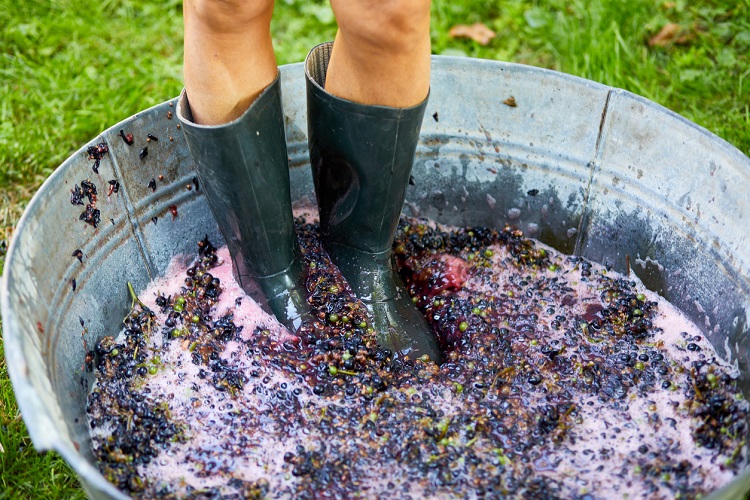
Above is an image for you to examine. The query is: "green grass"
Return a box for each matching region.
[0,329,86,499]
[1,0,748,497]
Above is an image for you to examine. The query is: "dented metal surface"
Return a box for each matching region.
[2,58,749,499]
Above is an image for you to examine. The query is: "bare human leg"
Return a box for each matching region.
[325,0,431,108]
[183,0,278,125]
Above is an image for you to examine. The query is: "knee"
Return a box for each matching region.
[187,0,275,34]
[331,0,431,54]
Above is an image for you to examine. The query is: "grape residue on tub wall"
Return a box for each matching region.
[86,216,749,499]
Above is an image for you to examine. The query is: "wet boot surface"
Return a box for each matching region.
[177,74,313,332]
[305,42,442,363]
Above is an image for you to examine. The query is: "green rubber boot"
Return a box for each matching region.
[177,73,312,331]
[305,42,442,363]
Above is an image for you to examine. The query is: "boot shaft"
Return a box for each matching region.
[305,42,428,255]
[177,74,299,281]
[305,43,441,362]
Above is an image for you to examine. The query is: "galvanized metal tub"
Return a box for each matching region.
[2,58,749,499]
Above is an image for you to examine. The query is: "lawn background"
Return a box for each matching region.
[1,0,749,497]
